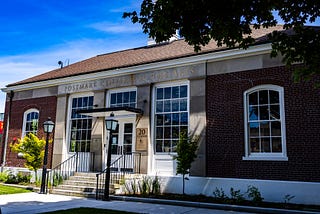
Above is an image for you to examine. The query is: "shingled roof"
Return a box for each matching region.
[8,26,284,87]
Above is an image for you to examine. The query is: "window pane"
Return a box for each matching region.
[172,100,179,111]
[171,140,178,152]
[249,122,259,137]
[249,106,258,121]
[164,100,171,112]
[156,141,163,152]
[164,87,171,99]
[123,92,130,103]
[164,114,171,125]
[156,88,163,100]
[250,138,260,153]
[249,92,258,105]
[261,137,271,152]
[83,97,88,107]
[259,90,269,104]
[156,114,164,126]
[272,137,282,152]
[124,134,132,145]
[110,94,116,104]
[269,90,279,104]
[172,113,179,125]
[180,99,187,111]
[172,86,179,98]
[172,126,179,138]
[72,98,77,108]
[180,85,187,98]
[130,91,136,102]
[180,113,188,125]
[164,140,171,152]
[164,127,171,138]
[259,106,269,120]
[117,93,123,104]
[270,105,280,120]
[271,121,281,136]
[156,127,163,139]
[260,121,270,136]
[124,123,133,133]
[156,101,163,113]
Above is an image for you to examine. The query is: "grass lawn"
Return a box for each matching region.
[43,207,138,214]
[0,184,32,195]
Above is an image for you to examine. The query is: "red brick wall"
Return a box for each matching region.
[1,96,57,168]
[206,66,320,182]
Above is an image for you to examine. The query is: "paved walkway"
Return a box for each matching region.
[0,192,250,214]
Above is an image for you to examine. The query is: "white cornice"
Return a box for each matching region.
[1,43,272,93]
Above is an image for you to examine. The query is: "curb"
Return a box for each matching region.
[110,195,319,214]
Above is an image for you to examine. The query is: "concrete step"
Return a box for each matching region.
[63,180,97,187]
[51,188,97,198]
[74,172,98,178]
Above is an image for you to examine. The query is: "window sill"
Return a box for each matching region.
[242,156,288,161]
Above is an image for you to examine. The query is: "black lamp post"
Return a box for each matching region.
[40,117,55,194]
[104,113,118,200]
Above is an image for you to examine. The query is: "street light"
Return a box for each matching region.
[104,113,118,200]
[40,117,55,194]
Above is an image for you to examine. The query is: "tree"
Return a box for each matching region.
[124,1,320,84]
[173,131,198,195]
[11,133,46,181]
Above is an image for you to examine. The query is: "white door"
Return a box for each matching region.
[107,117,136,172]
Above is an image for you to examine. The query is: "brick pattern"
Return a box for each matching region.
[0,96,57,168]
[206,66,320,182]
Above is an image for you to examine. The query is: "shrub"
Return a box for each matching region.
[230,187,245,203]
[0,171,8,182]
[247,185,264,204]
[213,187,228,202]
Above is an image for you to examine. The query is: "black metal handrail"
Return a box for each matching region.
[46,152,95,193]
[96,152,142,200]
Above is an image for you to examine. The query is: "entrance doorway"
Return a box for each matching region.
[107,117,136,172]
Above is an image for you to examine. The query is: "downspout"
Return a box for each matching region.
[1,90,14,170]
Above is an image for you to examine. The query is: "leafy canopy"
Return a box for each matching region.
[124,0,320,83]
[11,133,46,178]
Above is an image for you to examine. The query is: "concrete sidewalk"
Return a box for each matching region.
[0,192,319,214]
[0,192,250,214]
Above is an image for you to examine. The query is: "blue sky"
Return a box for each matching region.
[0,0,148,112]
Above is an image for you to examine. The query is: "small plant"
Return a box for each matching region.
[247,185,264,204]
[230,187,245,203]
[16,172,31,184]
[52,173,64,187]
[151,176,161,195]
[0,171,8,182]
[213,187,228,202]
[5,171,19,184]
[138,176,151,196]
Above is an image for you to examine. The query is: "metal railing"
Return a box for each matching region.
[46,152,95,193]
[96,152,142,200]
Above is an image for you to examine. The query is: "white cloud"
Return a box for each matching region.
[0,36,147,112]
[89,21,142,34]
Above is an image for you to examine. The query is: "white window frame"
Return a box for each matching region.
[106,87,137,109]
[22,108,39,137]
[152,81,190,155]
[66,92,94,153]
[243,84,288,161]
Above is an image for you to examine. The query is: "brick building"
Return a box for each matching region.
[1,26,319,204]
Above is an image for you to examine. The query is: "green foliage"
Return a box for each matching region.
[230,187,245,203]
[124,1,320,84]
[11,133,47,180]
[213,187,228,202]
[53,173,64,187]
[123,176,161,196]
[283,194,295,204]
[173,131,198,194]
[4,171,31,184]
[0,171,8,182]
[247,185,264,204]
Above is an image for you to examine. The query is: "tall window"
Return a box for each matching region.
[69,95,94,152]
[154,83,189,153]
[244,85,287,160]
[22,109,39,137]
[110,90,136,108]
